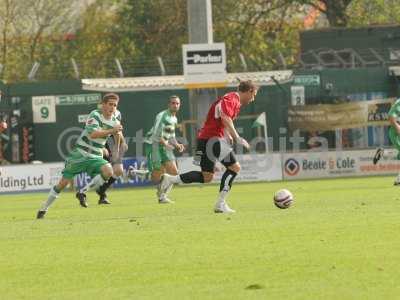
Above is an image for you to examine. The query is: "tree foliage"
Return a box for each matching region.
[347,0,400,27]
[0,0,80,82]
[0,0,24,80]
[213,0,304,72]
[115,0,187,76]
[2,0,400,82]
[67,0,129,78]
[315,0,353,27]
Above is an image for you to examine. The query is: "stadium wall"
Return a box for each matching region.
[0,66,397,163]
[294,67,395,102]
[1,80,191,162]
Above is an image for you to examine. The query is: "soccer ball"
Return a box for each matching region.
[273,189,293,209]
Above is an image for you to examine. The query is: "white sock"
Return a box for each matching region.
[80,174,105,193]
[215,190,229,207]
[128,167,149,180]
[163,180,174,197]
[134,169,149,176]
[170,175,182,184]
[40,187,60,211]
[396,173,400,183]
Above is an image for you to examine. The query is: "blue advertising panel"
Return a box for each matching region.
[74,157,151,190]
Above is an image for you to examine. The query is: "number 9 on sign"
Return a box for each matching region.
[40,106,49,119]
[32,95,56,123]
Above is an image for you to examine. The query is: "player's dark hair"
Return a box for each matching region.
[102,93,119,103]
[169,95,180,102]
[238,80,257,92]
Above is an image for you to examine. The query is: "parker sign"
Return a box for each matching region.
[182,43,227,88]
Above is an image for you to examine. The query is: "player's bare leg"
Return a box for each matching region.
[97,141,128,204]
[151,168,163,184]
[37,178,71,219]
[77,164,113,207]
[152,167,164,199]
[97,163,123,204]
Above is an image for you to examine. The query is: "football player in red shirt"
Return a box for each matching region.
[159,80,258,213]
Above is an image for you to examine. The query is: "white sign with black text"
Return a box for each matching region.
[32,96,56,123]
[182,43,227,88]
[282,150,400,180]
[0,163,63,193]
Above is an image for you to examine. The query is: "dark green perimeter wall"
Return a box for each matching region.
[5,82,192,162]
[1,66,397,162]
[2,79,288,162]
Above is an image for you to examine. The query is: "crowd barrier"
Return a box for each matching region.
[282,150,400,180]
[176,153,283,183]
[1,149,399,193]
[0,163,64,193]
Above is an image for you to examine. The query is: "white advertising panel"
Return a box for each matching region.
[0,163,63,193]
[283,150,400,180]
[355,150,400,176]
[177,153,283,182]
[182,43,227,88]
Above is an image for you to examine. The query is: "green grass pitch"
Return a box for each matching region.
[1,176,400,299]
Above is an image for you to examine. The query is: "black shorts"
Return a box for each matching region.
[195,138,237,173]
[103,141,112,163]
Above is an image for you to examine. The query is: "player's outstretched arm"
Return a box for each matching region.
[221,114,250,149]
[168,136,185,152]
[90,124,123,139]
[159,137,174,150]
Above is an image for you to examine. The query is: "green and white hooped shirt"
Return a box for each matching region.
[144,110,177,145]
[75,109,120,158]
[388,98,400,123]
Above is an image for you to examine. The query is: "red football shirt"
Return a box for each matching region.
[198,92,241,139]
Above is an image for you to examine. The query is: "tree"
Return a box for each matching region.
[15,0,78,63]
[213,0,305,72]
[7,0,400,82]
[115,0,305,74]
[0,0,22,80]
[319,0,352,27]
[347,0,400,27]
[296,0,400,27]
[65,0,131,78]
[116,0,187,76]
[0,0,82,82]
[296,0,353,27]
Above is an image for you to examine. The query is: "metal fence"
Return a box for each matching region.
[299,47,400,69]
